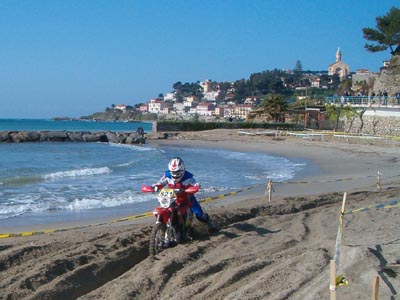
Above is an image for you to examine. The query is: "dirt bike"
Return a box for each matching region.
[142,185,197,257]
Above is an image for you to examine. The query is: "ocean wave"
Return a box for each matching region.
[0,191,151,219]
[108,143,155,152]
[44,167,111,180]
[66,191,150,210]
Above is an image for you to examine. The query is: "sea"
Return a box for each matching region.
[0,119,309,231]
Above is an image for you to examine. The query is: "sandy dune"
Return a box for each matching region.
[1,129,399,300]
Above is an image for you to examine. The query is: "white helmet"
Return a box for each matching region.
[168,157,185,182]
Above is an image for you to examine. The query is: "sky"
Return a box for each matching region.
[0,0,398,119]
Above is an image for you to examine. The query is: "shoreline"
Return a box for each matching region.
[150,129,400,191]
[1,129,399,234]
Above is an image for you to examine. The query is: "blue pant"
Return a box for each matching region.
[189,196,207,222]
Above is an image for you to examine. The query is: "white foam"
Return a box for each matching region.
[108,143,155,152]
[65,191,151,211]
[44,167,111,180]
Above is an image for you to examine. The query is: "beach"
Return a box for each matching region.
[0,129,399,300]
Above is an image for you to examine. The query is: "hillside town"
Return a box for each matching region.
[102,48,399,124]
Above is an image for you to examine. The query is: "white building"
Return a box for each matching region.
[196,102,214,116]
[163,92,175,101]
[173,103,186,114]
[114,104,127,112]
[203,91,220,101]
[148,99,165,114]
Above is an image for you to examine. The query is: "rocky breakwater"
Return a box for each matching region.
[0,130,146,144]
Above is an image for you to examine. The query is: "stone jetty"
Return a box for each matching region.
[0,131,146,144]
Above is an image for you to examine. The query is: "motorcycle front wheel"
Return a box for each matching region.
[149,223,167,257]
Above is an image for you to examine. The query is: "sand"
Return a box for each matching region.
[0,129,399,300]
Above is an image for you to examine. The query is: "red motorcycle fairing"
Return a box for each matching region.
[153,207,174,224]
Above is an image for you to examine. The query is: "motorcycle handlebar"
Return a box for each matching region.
[141,185,154,193]
[141,184,199,194]
[184,186,199,194]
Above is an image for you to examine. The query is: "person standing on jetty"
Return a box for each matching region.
[152,157,217,232]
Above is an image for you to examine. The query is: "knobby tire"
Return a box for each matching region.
[149,223,166,257]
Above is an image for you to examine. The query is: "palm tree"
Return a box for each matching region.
[259,94,288,122]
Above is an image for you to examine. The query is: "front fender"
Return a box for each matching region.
[153,207,170,224]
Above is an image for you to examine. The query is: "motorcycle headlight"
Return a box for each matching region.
[158,196,172,208]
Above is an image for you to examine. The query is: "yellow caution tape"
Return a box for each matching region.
[110,211,153,223]
[345,199,400,215]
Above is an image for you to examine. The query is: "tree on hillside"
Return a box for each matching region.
[362,6,400,55]
[294,60,303,73]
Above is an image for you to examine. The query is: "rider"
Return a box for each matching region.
[152,157,217,232]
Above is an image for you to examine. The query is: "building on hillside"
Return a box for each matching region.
[310,76,321,88]
[183,95,198,108]
[185,95,198,103]
[173,102,186,114]
[224,93,235,100]
[233,104,253,119]
[328,47,350,80]
[214,106,224,117]
[351,69,378,94]
[139,104,148,113]
[195,102,215,116]
[203,91,220,101]
[201,80,212,93]
[163,92,175,101]
[160,106,172,114]
[217,104,234,118]
[244,96,260,105]
[148,98,165,114]
[114,104,127,112]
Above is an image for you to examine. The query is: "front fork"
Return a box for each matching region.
[155,210,177,244]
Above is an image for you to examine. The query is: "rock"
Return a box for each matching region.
[39,131,68,141]
[98,133,109,143]
[105,132,121,143]
[82,133,101,142]
[9,132,25,143]
[67,132,85,142]
[25,131,41,142]
[125,133,145,144]
[0,131,9,142]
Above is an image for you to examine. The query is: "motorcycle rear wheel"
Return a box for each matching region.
[149,223,167,257]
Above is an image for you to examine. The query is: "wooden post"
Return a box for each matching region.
[330,260,336,300]
[376,171,381,190]
[372,276,379,300]
[340,192,347,241]
[341,192,347,215]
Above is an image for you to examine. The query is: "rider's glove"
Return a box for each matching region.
[152,185,159,192]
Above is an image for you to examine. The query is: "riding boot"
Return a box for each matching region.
[203,213,218,233]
